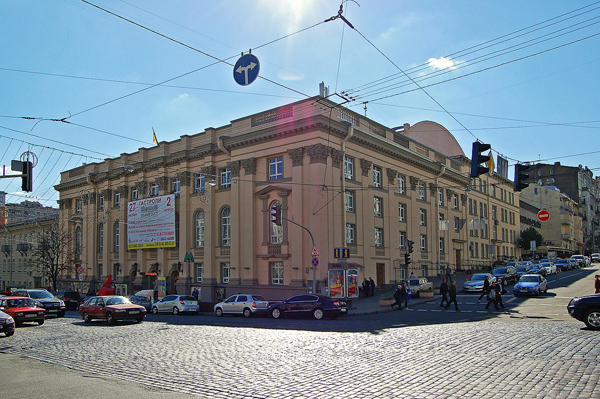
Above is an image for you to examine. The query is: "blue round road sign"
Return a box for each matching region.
[233,54,260,86]
[311,257,319,268]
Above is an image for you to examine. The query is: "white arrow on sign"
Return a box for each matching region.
[235,62,257,86]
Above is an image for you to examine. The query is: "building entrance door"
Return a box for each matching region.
[376,263,385,286]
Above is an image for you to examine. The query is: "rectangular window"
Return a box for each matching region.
[454,217,460,232]
[75,198,82,213]
[131,187,139,200]
[345,191,355,212]
[399,231,406,249]
[374,197,383,217]
[373,165,382,188]
[171,178,180,195]
[418,182,426,200]
[98,224,104,252]
[269,157,283,180]
[399,203,406,222]
[195,174,205,193]
[271,261,284,285]
[195,262,204,283]
[150,183,159,196]
[346,223,355,244]
[99,195,105,210]
[114,192,121,207]
[114,223,120,252]
[439,237,445,253]
[374,227,384,247]
[398,175,406,195]
[452,194,459,209]
[420,234,427,251]
[220,167,231,189]
[221,262,230,284]
[344,156,354,179]
[420,209,427,226]
[438,188,444,206]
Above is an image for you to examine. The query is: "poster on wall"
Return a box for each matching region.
[328,269,344,298]
[127,194,176,249]
[347,269,359,298]
[157,277,166,299]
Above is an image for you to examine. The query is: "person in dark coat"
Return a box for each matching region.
[445,280,459,311]
[478,275,491,302]
[485,280,499,310]
[390,285,403,309]
[595,275,600,294]
[400,282,408,309]
[439,278,449,307]
[369,277,375,297]
[445,266,452,282]
[495,278,506,310]
[362,278,370,298]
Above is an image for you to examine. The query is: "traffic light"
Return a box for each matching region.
[514,163,531,192]
[270,203,282,226]
[404,252,411,268]
[22,161,33,192]
[470,141,491,178]
[407,240,414,253]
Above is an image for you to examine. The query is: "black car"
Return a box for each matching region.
[567,294,600,330]
[268,294,347,320]
[491,266,518,285]
[54,290,83,310]
[0,310,15,337]
[18,289,66,317]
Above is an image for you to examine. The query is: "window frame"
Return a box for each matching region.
[269,156,283,180]
[373,165,382,188]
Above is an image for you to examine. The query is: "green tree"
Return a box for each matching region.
[517,227,543,251]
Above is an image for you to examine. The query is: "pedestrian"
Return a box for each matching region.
[485,280,499,310]
[409,272,417,279]
[369,277,376,297]
[595,275,600,294]
[391,285,403,309]
[496,278,506,310]
[400,282,409,309]
[446,266,452,282]
[439,278,449,307]
[445,280,459,311]
[478,275,491,303]
[362,278,370,298]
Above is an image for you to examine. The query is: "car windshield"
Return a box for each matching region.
[516,267,528,272]
[493,268,507,274]
[470,274,487,281]
[105,297,130,306]
[409,280,420,285]
[7,298,35,307]
[520,276,539,283]
[28,291,54,299]
[181,296,197,301]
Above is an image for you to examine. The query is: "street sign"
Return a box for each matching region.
[311,246,319,256]
[334,247,350,259]
[77,266,85,274]
[184,252,195,263]
[537,210,550,222]
[311,257,319,268]
[233,53,260,86]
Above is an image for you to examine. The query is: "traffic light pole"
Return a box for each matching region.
[282,216,317,294]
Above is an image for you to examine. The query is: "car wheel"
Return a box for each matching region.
[271,308,282,319]
[584,309,600,330]
[135,318,143,324]
[536,289,540,296]
[243,308,252,318]
[151,306,159,315]
[106,312,115,324]
[5,331,14,337]
[58,311,65,318]
[215,307,223,317]
[173,307,179,315]
[83,312,91,323]
[38,319,45,326]
[313,308,324,320]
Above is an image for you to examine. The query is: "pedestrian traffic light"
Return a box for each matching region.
[407,240,414,254]
[404,252,411,268]
[270,203,282,226]
[469,141,491,178]
[514,163,531,192]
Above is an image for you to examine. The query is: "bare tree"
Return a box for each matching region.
[31,225,75,292]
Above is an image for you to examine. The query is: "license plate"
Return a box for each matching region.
[341,308,347,312]
[48,309,58,313]
[26,314,37,318]
[129,310,140,314]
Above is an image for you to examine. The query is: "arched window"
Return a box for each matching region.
[220,206,231,247]
[114,222,120,252]
[75,227,82,255]
[195,210,205,248]
[98,223,104,252]
[270,200,283,244]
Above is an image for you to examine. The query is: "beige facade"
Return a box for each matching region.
[54,97,520,301]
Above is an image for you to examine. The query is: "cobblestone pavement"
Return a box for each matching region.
[1,313,599,399]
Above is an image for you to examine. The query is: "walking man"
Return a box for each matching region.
[496,278,506,310]
[440,278,449,307]
[478,275,491,303]
[445,280,459,311]
[400,282,409,309]
[485,280,499,310]
[446,266,452,282]
[391,285,403,309]
[369,277,376,297]
[362,278,370,298]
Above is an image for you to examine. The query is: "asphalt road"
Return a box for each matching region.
[1,266,599,399]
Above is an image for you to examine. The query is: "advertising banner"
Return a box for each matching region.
[157,277,166,299]
[328,269,344,298]
[347,269,359,298]
[127,194,176,249]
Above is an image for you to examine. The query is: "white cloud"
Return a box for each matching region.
[277,72,305,81]
[428,56,459,71]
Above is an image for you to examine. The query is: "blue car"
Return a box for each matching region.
[513,274,548,296]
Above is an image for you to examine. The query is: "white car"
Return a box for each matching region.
[151,295,199,315]
[214,294,270,317]
[540,262,556,275]
[590,253,600,263]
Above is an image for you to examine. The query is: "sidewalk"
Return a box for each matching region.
[348,273,469,316]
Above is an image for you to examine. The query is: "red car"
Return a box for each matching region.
[78,295,146,324]
[0,296,46,326]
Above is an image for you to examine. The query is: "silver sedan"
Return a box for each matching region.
[214,294,269,317]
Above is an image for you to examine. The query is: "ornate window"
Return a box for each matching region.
[220,206,231,247]
[195,210,205,248]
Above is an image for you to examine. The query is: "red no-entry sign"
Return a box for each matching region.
[538,210,550,222]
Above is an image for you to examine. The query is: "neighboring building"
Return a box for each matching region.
[1,197,59,225]
[523,162,598,248]
[0,216,57,290]
[520,185,583,257]
[54,97,520,302]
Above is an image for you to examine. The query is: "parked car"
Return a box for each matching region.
[463,273,495,292]
[590,253,600,263]
[53,290,83,310]
[491,266,518,285]
[567,258,580,269]
[555,259,570,272]
[268,294,347,320]
[540,262,557,275]
[0,296,46,326]
[567,294,600,330]
[406,278,433,298]
[570,255,587,268]
[214,294,269,317]
[126,295,152,311]
[16,289,66,317]
[0,310,15,336]
[527,264,547,277]
[513,274,548,296]
[515,266,531,279]
[151,295,199,315]
[78,296,146,324]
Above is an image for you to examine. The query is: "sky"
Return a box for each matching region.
[1,0,599,208]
